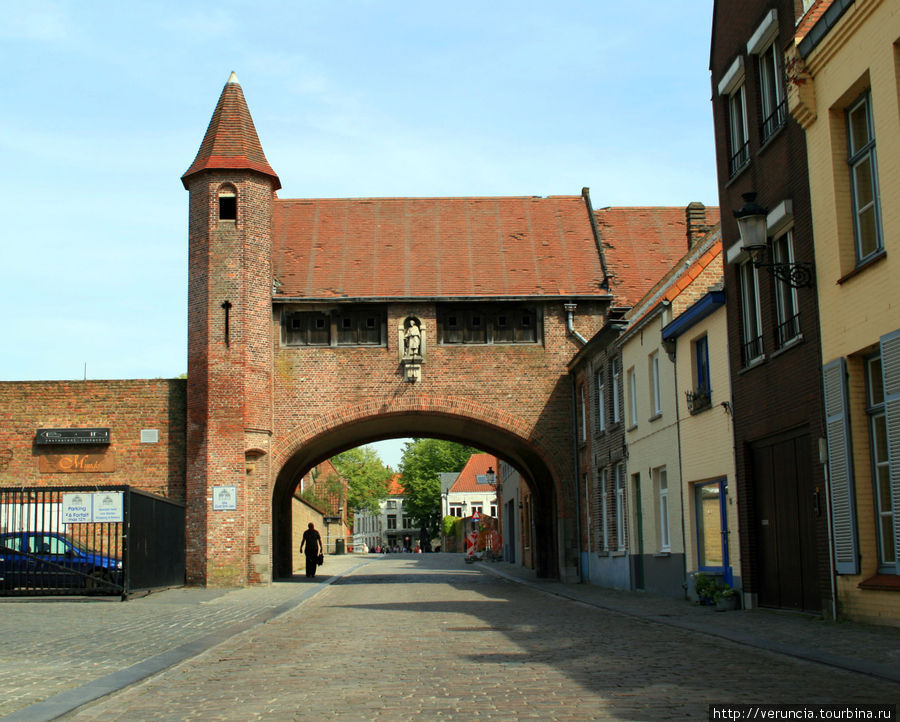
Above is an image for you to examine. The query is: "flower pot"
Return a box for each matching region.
[715,594,739,611]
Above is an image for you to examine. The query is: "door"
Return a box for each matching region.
[751,431,820,611]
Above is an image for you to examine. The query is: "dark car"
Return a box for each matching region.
[0,531,123,593]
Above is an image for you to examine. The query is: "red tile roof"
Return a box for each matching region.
[272,196,608,299]
[448,453,499,493]
[795,0,834,42]
[182,73,280,190]
[388,474,404,496]
[596,206,719,308]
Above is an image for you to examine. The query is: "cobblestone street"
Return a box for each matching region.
[9,554,888,721]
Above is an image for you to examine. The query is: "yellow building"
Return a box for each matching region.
[788,0,900,625]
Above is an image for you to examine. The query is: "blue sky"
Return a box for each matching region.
[1,1,717,385]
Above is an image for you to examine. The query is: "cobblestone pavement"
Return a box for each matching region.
[30,555,898,721]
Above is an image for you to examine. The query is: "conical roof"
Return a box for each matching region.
[182,72,281,190]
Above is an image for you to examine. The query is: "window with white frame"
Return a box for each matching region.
[596,368,606,433]
[772,231,801,347]
[614,462,626,551]
[600,467,610,551]
[449,505,464,517]
[728,86,750,176]
[847,92,883,263]
[627,366,637,428]
[655,466,670,551]
[739,259,764,365]
[758,41,786,142]
[649,351,662,418]
[611,358,621,424]
[866,353,894,571]
[387,515,397,530]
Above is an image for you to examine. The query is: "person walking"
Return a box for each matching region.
[300,522,322,578]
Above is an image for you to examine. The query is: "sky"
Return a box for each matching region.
[1,1,718,385]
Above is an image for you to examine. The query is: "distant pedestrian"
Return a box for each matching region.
[300,523,322,578]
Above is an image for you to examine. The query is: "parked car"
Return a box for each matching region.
[0,531,123,592]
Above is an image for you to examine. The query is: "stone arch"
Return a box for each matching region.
[271,395,571,580]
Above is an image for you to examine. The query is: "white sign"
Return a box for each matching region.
[93,492,124,522]
[213,486,237,511]
[62,492,124,523]
[62,494,93,524]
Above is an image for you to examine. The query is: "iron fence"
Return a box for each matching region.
[0,486,184,598]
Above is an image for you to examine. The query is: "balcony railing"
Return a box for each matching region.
[775,312,801,349]
[761,99,787,142]
[729,141,750,177]
[742,334,764,366]
[686,388,712,415]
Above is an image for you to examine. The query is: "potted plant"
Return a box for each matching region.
[714,585,740,611]
[693,573,718,605]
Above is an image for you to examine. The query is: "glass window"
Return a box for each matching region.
[649,352,662,417]
[696,481,725,570]
[627,367,637,427]
[772,231,801,347]
[656,466,670,551]
[739,260,763,365]
[599,466,609,551]
[728,86,750,177]
[438,305,539,345]
[614,462,626,551]
[759,42,786,142]
[611,359,621,424]
[689,335,711,414]
[387,515,397,530]
[596,368,606,433]
[847,93,883,262]
[866,354,894,571]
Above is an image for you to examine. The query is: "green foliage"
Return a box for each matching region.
[330,447,392,515]
[400,439,477,539]
[442,515,460,537]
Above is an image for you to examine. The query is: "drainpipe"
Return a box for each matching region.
[571,372,585,583]
[564,303,588,346]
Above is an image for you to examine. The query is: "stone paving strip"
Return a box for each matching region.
[0,556,370,721]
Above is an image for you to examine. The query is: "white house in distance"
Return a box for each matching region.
[353,475,421,551]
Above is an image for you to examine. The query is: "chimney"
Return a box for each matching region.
[685,202,709,248]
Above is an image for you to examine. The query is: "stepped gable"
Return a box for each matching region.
[448,453,498,493]
[182,72,280,189]
[596,205,719,307]
[272,195,607,299]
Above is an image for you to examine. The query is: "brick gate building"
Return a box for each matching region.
[181,73,617,585]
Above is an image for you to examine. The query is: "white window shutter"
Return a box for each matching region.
[822,357,859,574]
[880,330,900,575]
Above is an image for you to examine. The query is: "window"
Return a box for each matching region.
[438,305,539,345]
[627,367,637,428]
[728,86,750,176]
[758,41,786,142]
[402,515,410,529]
[471,505,483,515]
[449,505,463,517]
[387,515,397,530]
[772,231,801,347]
[282,307,386,347]
[599,466,609,551]
[386,500,397,509]
[614,462,626,551]
[649,352,661,418]
[738,260,763,365]
[655,466,670,551]
[490,505,497,517]
[695,480,727,571]
[688,335,711,414]
[611,358,621,424]
[596,368,606,433]
[580,384,587,442]
[866,354,894,571]
[847,92,883,262]
[218,185,237,221]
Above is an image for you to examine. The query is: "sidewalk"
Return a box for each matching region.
[478,560,900,685]
[0,554,371,722]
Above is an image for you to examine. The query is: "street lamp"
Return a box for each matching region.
[734,191,814,288]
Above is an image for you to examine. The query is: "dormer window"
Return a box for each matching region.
[218,185,237,221]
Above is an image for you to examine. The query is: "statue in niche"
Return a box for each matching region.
[398,316,425,382]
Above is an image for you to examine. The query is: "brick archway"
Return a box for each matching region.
[271,396,567,580]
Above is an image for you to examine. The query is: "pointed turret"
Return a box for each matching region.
[182,72,280,190]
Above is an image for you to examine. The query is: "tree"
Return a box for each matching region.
[399,439,477,548]
[330,447,393,516]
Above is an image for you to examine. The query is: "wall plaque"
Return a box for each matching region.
[39,451,116,473]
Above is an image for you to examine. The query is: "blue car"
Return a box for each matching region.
[0,531,123,593]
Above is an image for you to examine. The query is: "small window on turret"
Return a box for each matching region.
[218,186,237,221]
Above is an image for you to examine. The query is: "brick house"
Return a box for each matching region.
[711,0,830,613]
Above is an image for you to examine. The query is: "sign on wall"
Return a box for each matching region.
[35,428,111,445]
[39,451,115,473]
[61,492,124,523]
[212,486,237,511]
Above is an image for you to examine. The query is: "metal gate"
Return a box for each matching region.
[0,486,185,598]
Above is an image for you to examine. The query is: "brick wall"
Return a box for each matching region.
[0,380,186,499]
